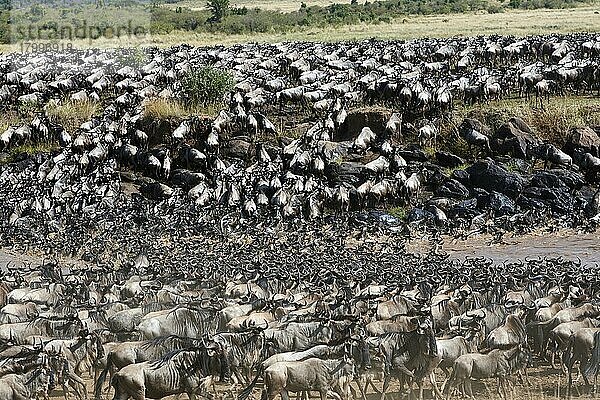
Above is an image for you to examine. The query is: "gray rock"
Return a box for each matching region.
[478,191,516,216]
[492,117,539,159]
[139,182,173,200]
[436,151,465,168]
[565,127,600,157]
[466,161,526,198]
[436,179,470,199]
[522,186,574,214]
[223,138,255,160]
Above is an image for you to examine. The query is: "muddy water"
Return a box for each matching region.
[441,230,600,265]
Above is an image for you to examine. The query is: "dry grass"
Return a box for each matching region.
[45,100,100,135]
[143,98,191,120]
[451,95,600,144]
[434,95,600,158]
[0,143,60,164]
[1,6,599,52]
[0,112,23,133]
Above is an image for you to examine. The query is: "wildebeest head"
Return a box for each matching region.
[416,318,437,357]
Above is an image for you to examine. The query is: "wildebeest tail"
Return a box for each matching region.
[584,331,600,379]
[238,366,263,400]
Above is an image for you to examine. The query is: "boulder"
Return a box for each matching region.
[397,147,428,162]
[139,182,173,200]
[517,195,547,210]
[492,117,539,159]
[564,127,600,157]
[535,169,585,190]
[459,118,492,136]
[522,186,574,214]
[407,208,435,223]
[466,161,526,198]
[448,198,479,219]
[170,169,206,190]
[451,169,470,185]
[326,161,368,184]
[436,179,470,199]
[436,151,465,168]
[336,107,391,142]
[585,188,600,216]
[477,191,516,216]
[531,171,567,189]
[223,138,255,160]
[318,140,352,163]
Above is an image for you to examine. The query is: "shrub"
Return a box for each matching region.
[181,67,234,107]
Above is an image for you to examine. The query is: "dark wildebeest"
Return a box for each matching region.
[378,320,438,400]
[110,345,226,400]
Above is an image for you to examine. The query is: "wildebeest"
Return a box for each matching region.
[445,345,529,399]
[261,358,354,400]
[110,346,225,400]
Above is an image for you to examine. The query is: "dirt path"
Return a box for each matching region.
[68,365,587,400]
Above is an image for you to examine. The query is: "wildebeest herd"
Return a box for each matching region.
[0,32,600,399]
[3,247,600,399]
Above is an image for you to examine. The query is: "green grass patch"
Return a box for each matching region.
[142,97,222,120]
[181,67,235,107]
[1,143,60,165]
[443,163,470,176]
[387,205,408,220]
[0,112,23,134]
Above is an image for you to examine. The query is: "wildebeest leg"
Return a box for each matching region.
[380,374,391,400]
[365,374,380,394]
[430,371,444,399]
[439,367,451,393]
[354,376,368,400]
[464,378,474,400]
[327,389,343,400]
[62,382,71,400]
[500,377,509,399]
[518,368,531,386]
[234,369,245,385]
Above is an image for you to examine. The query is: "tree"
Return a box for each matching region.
[206,0,229,23]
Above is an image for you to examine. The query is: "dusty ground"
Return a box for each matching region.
[51,364,600,400]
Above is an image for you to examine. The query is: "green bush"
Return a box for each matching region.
[181,67,234,107]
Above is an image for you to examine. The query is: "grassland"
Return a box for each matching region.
[1,5,599,52]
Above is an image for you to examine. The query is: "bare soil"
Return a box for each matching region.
[54,365,600,400]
